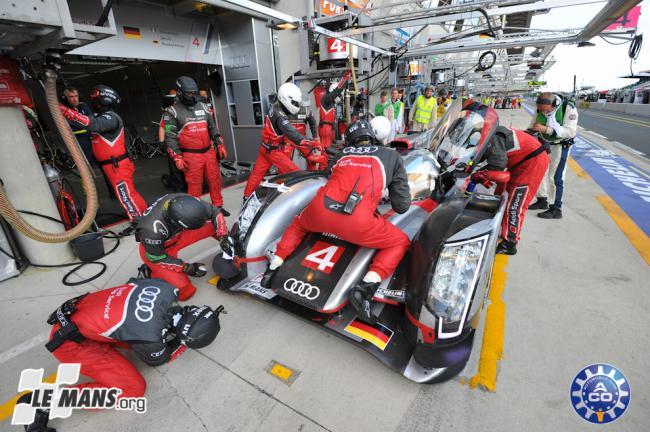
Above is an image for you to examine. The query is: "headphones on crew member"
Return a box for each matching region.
[536,93,562,108]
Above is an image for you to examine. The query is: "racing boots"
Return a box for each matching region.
[496,240,517,255]
[528,198,549,210]
[538,207,563,219]
[348,281,380,324]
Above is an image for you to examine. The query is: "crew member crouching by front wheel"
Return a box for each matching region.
[260,120,411,324]
[136,193,232,300]
[243,83,320,199]
[18,279,223,432]
[472,126,550,255]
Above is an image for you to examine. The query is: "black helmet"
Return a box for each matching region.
[90,85,120,110]
[176,305,223,349]
[175,76,199,106]
[345,119,376,146]
[165,195,206,229]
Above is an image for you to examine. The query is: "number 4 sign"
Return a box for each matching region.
[302,241,344,274]
[327,38,347,54]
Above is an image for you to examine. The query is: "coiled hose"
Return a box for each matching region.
[0,69,98,242]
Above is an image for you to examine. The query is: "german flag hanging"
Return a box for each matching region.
[344,318,394,351]
[123,26,142,40]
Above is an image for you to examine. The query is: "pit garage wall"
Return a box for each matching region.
[68,0,222,65]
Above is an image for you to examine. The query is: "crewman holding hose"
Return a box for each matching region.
[17,279,223,432]
[60,85,147,222]
[136,193,232,301]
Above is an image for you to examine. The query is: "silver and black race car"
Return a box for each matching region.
[214,100,507,383]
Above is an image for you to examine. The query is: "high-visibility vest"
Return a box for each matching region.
[375,102,391,117]
[535,102,571,142]
[392,100,402,118]
[413,95,435,124]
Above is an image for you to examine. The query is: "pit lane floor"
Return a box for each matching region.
[0,108,648,432]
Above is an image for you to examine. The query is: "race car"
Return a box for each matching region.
[213,100,507,383]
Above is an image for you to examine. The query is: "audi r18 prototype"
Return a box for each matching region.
[214,100,507,383]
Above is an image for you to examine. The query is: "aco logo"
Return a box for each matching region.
[570,364,630,424]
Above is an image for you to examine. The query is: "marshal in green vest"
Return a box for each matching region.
[535,101,573,142]
[375,101,392,117]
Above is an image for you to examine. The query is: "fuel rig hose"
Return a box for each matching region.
[0,68,98,242]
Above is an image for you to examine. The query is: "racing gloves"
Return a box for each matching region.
[60,104,90,127]
[182,262,207,277]
[214,135,228,160]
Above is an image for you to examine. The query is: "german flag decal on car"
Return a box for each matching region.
[344,318,393,351]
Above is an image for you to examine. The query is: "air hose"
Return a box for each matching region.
[0,67,98,243]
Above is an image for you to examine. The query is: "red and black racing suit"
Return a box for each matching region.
[163,102,226,206]
[317,70,352,148]
[62,107,147,221]
[136,193,228,301]
[285,106,326,170]
[243,102,313,198]
[482,126,550,244]
[275,143,411,280]
[48,280,185,399]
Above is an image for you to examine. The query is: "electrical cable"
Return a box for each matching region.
[628,34,643,76]
[0,210,125,286]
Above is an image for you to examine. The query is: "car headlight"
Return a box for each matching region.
[237,193,262,243]
[426,235,488,337]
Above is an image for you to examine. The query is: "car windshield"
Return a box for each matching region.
[434,111,485,168]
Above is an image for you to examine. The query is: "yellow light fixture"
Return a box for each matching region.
[275,22,298,30]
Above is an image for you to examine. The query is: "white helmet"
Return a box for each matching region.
[370,116,391,143]
[277,82,302,115]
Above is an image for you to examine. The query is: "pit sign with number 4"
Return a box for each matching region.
[327,38,347,54]
[301,241,344,274]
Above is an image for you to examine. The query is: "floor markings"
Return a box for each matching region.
[591,131,607,139]
[469,254,509,392]
[0,332,49,366]
[611,141,647,158]
[596,195,650,265]
[0,373,57,422]
[567,157,591,179]
[629,165,650,180]
[266,360,300,385]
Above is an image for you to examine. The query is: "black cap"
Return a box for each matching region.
[166,195,206,230]
[345,119,376,146]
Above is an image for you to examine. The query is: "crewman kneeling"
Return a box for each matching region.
[136,193,232,300]
[18,279,223,432]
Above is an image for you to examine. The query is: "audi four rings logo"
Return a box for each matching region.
[135,286,161,322]
[283,278,321,300]
[342,146,378,154]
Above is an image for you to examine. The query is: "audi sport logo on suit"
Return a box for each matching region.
[135,286,161,322]
[98,283,178,342]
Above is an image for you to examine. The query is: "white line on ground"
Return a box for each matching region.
[590,131,607,139]
[0,332,49,365]
[611,141,647,158]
